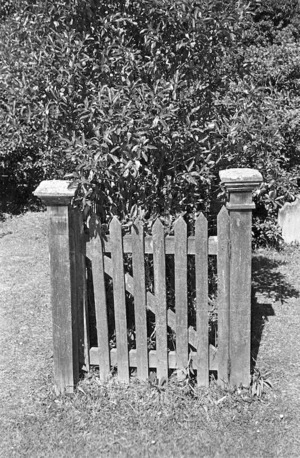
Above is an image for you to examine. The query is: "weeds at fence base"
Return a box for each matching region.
[72,367,270,412]
[250,368,273,397]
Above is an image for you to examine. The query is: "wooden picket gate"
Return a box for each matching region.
[34,168,262,394]
[87,213,219,386]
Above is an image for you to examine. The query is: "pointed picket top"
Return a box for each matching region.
[195,212,207,230]
[195,212,208,235]
[110,215,122,231]
[153,217,164,230]
[217,205,230,244]
[174,215,186,232]
[217,205,229,224]
[152,217,164,237]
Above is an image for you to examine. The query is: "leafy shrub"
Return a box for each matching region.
[1,0,300,246]
[214,11,300,241]
[0,0,251,223]
[0,147,51,213]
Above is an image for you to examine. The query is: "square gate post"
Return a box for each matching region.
[219,169,262,387]
[34,180,80,394]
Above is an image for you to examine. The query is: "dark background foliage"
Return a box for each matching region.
[1,0,300,245]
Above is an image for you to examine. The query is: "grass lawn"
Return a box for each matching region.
[1,211,300,457]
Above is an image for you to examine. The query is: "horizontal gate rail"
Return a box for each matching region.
[96,233,218,255]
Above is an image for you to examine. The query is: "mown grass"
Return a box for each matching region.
[0,372,279,458]
[1,212,300,457]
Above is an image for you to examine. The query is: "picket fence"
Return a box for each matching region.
[34,168,262,394]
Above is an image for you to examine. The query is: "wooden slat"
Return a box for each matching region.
[102,255,200,349]
[88,214,110,381]
[217,206,230,385]
[174,216,188,370]
[131,220,148,380]
[100,234,218,255]
[195,213,209,387]
[72,208,89,372]
[81,211,89,372]
[110,217,129,382]
[152,219,168,380]
[89,346,218,371]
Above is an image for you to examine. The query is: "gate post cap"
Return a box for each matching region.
[219,168,263,192]
[33,180,78,206]
[219,168,263,211]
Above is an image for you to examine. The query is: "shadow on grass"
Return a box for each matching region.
[86,251,300,374]
[251,254,300,369]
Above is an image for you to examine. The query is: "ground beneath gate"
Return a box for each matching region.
[1,211,300,457]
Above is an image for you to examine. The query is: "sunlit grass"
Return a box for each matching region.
[1,212,300,457]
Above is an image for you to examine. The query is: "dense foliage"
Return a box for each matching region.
[1,0,300,244]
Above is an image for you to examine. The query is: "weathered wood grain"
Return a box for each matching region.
[72,208,90,372]
[195,213,209,386]
[219,168,262,387]
[132,220,148,380]
[229,210,252,386]
[102,255,200,349]
[101,234,218,255]
[174,217,188,370]
[110,217,129,383]
[48,205,79,394]
[153,219,168,380]
[217,206,230,385]
[89,345,218,371]
[88,214,110,381]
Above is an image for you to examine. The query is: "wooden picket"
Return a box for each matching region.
[110,217,129,383]
[174,217,188,373]
[131,220,148,380]
[152,219,168,380]
[88,214,110,381]
[195,213,209,386]
[86,212,215,383]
